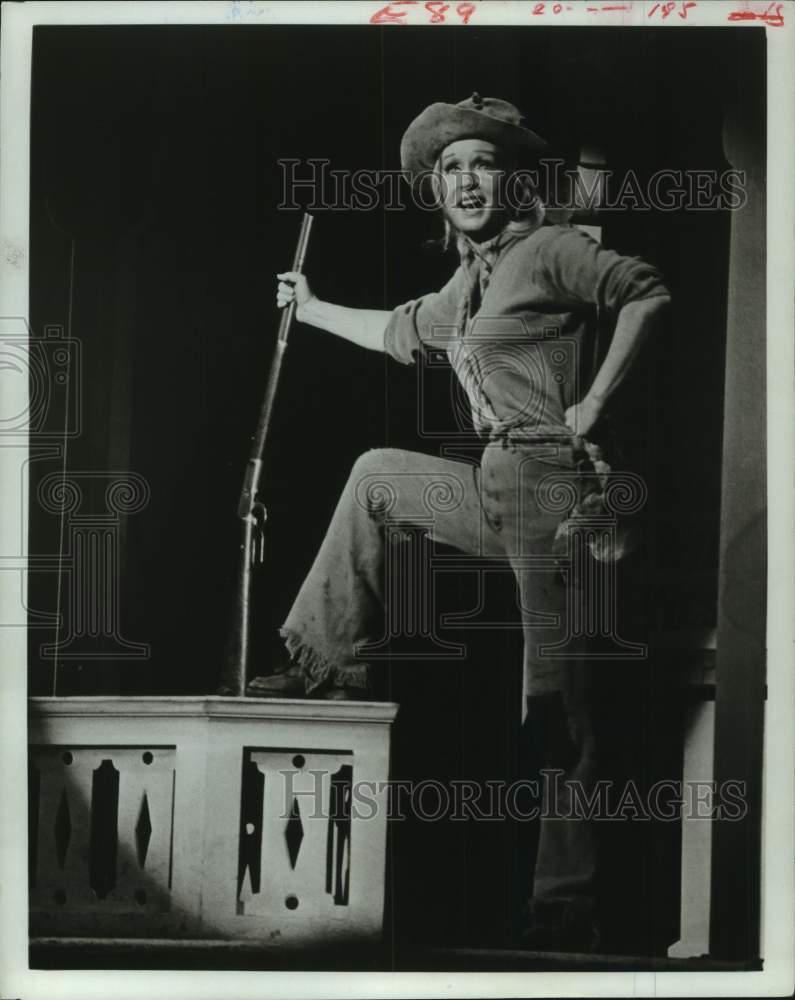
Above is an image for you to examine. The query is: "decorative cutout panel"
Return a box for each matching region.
[237,748,354,925]
[28,746,175,916]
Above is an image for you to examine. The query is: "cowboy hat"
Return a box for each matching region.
[400,92,548,184]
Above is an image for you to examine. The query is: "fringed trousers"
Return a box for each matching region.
[280,440,597,904]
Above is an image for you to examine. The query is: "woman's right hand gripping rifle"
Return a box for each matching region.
[273,270,391,354]
[276,271,314,321]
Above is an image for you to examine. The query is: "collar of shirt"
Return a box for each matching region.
[451,221,545,337]
[455,222,540,295]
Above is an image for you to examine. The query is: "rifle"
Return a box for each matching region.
[220,213,314,696]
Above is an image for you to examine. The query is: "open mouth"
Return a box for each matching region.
[458,197,485,210]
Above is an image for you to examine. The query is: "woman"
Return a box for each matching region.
[249,94,670,948]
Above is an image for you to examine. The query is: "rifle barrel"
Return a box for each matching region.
[222,212,314,695]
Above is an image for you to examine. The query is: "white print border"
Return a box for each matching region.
[0,4,792,1000]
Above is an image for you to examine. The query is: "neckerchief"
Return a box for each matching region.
[454,225,537,331]
[450,225,538,433]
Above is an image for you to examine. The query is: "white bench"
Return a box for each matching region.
[28,696,398,948]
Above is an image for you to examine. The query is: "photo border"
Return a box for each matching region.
[1,2,792,997]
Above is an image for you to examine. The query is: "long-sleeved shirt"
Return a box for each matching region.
[383,223,670,441]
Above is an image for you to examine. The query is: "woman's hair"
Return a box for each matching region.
[428,145,547,252]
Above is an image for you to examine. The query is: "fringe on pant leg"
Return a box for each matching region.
[279,626,371,694]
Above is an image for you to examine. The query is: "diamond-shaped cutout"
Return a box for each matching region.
[54,789,71,869]
[135,794,152,869]
[284,797,304,869]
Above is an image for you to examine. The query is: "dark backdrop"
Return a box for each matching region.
[27,24,764,958]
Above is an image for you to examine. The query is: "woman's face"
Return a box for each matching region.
[437,138,511,241]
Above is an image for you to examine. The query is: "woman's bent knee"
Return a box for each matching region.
[348,449,404,519]
[350,448,403,479]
